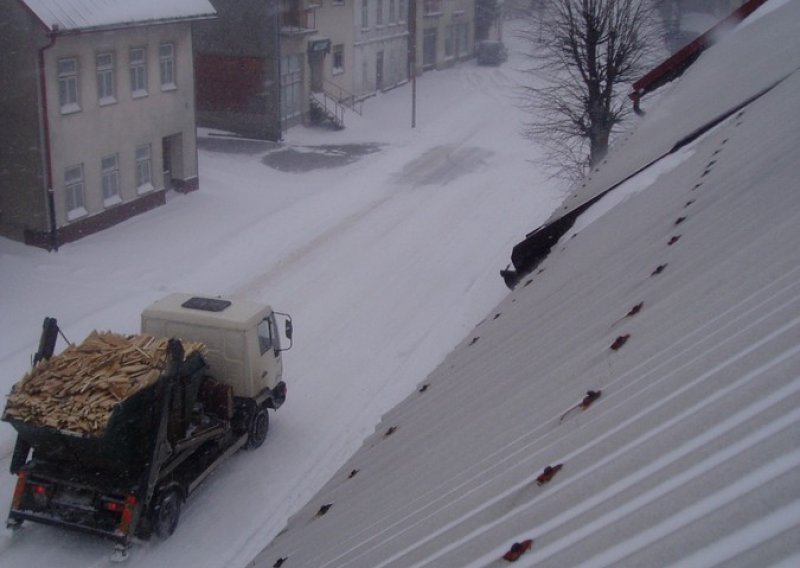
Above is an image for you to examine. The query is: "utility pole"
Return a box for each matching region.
[408,0,417,128]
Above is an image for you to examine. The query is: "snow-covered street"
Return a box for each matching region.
[0,30,562,567]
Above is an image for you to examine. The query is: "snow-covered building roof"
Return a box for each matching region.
[19,0,216,32]
[252,1,800,566]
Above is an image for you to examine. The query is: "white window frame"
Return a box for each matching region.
[159,43,176,91]
[64,164,87,220]
[101,154,121,206]
[58,57,80,114]
[424,0,441,15]
[135,144,154,194]
[96,52,116,105]
[129,47,148,97]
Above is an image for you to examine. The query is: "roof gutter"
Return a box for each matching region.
[47,14,217,36]
[37,27,58,251]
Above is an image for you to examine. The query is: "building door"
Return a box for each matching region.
[162,138,172,190]
[162,133,184,191]
[281,55,303,123]
[309,51,325,93]
[423,28,437,70]
[376,51,384,91]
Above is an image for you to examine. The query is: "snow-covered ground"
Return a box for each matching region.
[0,23,562,568]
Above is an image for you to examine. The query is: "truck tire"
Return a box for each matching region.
[153,488,182,538]
[246,406,269,449]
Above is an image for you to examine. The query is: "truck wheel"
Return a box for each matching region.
[246,406,269,449]
[153,488,181,538]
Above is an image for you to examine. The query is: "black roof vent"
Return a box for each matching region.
[181,297,231,312]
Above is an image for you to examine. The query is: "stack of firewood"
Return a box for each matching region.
[2,331,205,437]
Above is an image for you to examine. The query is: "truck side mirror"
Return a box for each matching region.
[274,312,293,351]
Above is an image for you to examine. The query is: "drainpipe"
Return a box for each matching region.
[37,26,58,251]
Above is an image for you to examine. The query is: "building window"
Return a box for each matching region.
[361,0,369,28]
[423,28,437,68]
[389,0,396,22]
[280,55,303,121]
[376,0,383,25]
[159,43,176,90]
[332,44,345,74]
[445,25,455,58]
[458,23,470,56]
[135,144,153,193]
[58,58,80,114]
[424,0,441,15]
[129,48,147,97]
[101,154,121,206]
[96,52,115,105]
[64,164,86,220]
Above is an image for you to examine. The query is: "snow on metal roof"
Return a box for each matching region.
[544,0,798,227]
[251,2,800,567]
[21,0,216,32]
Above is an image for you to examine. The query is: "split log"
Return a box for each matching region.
[2,331,205,437]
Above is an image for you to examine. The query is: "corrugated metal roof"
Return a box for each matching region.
[21,0,216,32]
[251,2,800,567]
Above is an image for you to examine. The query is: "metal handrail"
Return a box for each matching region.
[322,79,363,116]
[311,91,345,128]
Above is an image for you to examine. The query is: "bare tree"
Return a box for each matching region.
[520,0,661,179]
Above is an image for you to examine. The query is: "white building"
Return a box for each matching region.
[414,0,475,74]
[0,0,215,247]
[316,0,409,104]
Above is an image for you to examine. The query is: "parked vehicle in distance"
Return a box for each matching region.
[477,40,508,65]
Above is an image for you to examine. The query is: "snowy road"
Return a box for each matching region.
[0,29,561,568]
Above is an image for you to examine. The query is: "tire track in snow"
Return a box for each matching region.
[232,115,489,301]
[224,81,530,568]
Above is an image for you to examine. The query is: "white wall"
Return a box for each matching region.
[45,23,198,227]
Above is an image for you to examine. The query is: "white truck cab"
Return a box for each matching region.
[141,293,292,408]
